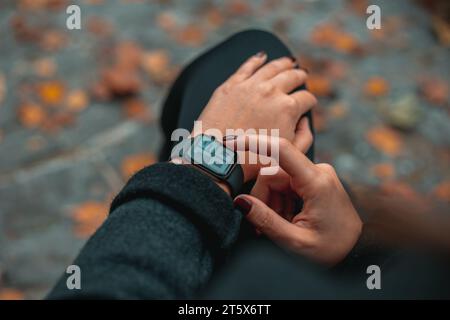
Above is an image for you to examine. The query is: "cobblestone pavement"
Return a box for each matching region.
[0,0,449,299]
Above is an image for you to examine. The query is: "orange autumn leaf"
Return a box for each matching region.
[176,25,206,46]
[72,201,108,238]
[141,50,170,78]
[66,89,89,112]
[17,102,46,128]
[122,98,152,121]
[0,288,25,300]
[310,23,339,46]
[365,77,389,97]
[307,75,333,97]
[327,102,348,119]
[102,65,141,96]
[432,181,450,202]
[227,0,251,15]
[115,41,143,69]
[380,181,419,200]
[156,11,178,32]
[121,153,156,179]
[38,81,65,105]
[33,58,56,77]
[419,78,449,106]
[366,126,403,156]
[371,163,396,180]
[40,30,67,51]
[333,33,360,54]
[205,7,225,28]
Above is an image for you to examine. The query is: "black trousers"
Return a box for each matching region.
[159,29,314,163]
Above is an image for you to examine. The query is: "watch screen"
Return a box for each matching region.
[189,135,235,177]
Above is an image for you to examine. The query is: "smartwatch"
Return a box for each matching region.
[178,134,244,197]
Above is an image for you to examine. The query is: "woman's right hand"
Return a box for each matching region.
[232,134,363,266]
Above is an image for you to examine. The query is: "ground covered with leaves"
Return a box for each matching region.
[0,0,449,299]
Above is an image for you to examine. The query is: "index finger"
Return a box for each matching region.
[226,134,316,182]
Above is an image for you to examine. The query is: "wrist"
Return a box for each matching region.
[170,158,232,196]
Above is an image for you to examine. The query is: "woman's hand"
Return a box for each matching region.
[231,132,363,266]
[194,52,317,181]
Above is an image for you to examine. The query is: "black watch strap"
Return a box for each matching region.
[224,163,244,197]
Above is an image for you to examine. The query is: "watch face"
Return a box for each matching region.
[187,135,236,178]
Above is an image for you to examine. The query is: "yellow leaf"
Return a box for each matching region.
[38,81,65,105]
[72,201,108,238]
[17,102,46,128]
[365,77,389,97]
[367,126,403,156]
[121,153,156,179]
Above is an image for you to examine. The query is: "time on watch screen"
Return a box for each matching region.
[189,135,235,177]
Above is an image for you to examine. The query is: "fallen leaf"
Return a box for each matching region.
[90,81,111,101]
[432,16,450,47]
[366,126,403,156]
[86,16,114,37]
[102,65,141,97]
[141,50,170,77]
[66,89,89,112]
[365,77,389,97]
[307,75,334,97]
[38,80,65,105]
[227,0,251,15]
[121,153,156,179]
[0,288,24,300]
[122,98,152,121]
[156,11,178,32]
[432,181,450,202]
[380,181,419,200]
[72,201,108,238]
[205,7,225,28]
[176,25,206,46]
[115,41,142,69]
[40,30,67,51]
[33,58,56,77]
[310,23,361,54]
[419,77,449,106]
[371,163,396,180]
[333,32,360,54]
[327,101,348,119]
[17,102,46,128]
[310,23,338,46]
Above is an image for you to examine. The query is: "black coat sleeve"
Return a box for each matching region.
[46,162,242,299]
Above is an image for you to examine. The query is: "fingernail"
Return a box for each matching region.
[299,67,309,73]
[290,56,297,62]
[293,63,300,69]
[255,51,266,58]
[223,135,238,141]
[233,197,252,215]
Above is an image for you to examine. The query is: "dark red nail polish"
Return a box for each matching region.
[290,56,297,62]
[233,197,252,215]
[293,63,300,69]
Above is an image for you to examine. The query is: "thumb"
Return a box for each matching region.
[233,195,299,242]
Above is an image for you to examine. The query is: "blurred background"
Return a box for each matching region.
[0,0,449,299]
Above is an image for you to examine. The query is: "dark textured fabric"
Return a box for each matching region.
[47,163,242,299]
